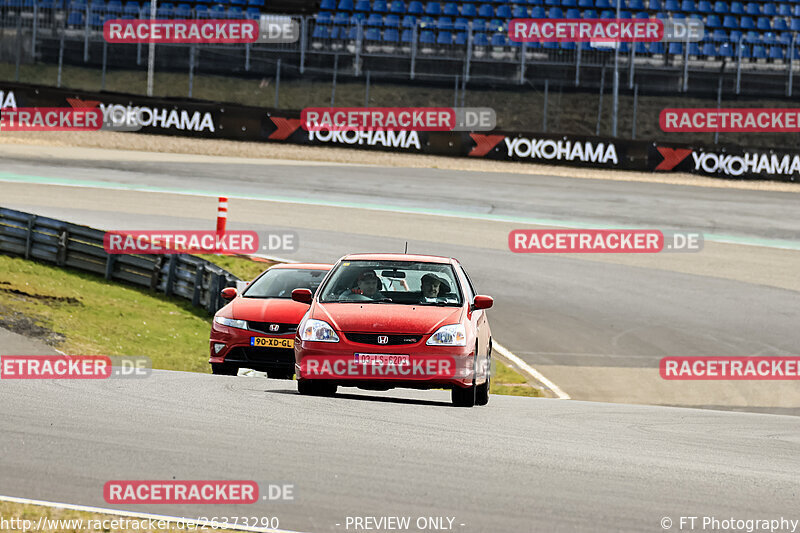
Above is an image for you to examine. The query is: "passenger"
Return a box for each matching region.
[420,273,449,301]
[340,270,385,300]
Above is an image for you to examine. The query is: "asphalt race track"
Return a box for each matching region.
[2,144,800,530]
[1,371,800,533]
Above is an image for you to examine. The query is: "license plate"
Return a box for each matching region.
[354,353,410,366]
[251,337,294,348]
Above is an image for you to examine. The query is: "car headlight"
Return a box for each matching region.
[214,316,249,330]
[300,319,340,342]
[426,324,467,346]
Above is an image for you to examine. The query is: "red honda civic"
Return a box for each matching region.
[209,263,332,378]
[291,254,493,407]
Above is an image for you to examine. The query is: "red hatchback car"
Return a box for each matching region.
[209,263,332,378]
[292,254,493,407]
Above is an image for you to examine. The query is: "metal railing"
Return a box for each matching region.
[0,207,241,314]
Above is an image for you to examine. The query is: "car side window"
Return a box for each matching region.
[459,266,475,302]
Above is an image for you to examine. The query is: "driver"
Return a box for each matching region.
[420,273,449,301]
[340,270,385,300]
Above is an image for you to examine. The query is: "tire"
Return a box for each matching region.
[297,379,338,396]
[476,345,491,406]
[451,383,476,407]
[268,369,295,380]
[211,363,239,376]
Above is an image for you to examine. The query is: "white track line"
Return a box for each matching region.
[493,342,571,400]
[0,495,305,533]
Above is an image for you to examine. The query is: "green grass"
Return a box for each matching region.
[0,253,541,396]
[195,254,274,281]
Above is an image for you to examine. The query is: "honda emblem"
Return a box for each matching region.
[269,324,280,332]
[377,335,389,344]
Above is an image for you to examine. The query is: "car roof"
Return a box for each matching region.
[268,263,333,270]
[340,253,455,264]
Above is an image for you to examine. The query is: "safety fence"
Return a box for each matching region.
[0,207,241,314]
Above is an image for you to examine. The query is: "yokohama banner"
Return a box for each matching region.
[1,82,795,181]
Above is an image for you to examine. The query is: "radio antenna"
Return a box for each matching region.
[404,241,408,254]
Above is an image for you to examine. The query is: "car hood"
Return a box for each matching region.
[313,303,464,334]
[227,297,310,324]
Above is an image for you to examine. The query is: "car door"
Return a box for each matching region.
[458,265,490,377]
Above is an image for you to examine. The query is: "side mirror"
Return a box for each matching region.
[220,287,237,300]
[472,295,493,310]
[292,288,313,304]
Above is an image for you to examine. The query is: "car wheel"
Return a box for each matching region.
[475,357,490,406]
[452,350,477,407]
[268,369,295,380]
[211,363,239,376]
[297,379,338,396]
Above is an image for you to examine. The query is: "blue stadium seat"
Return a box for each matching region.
[401,28,414,41]
[680,0,695,11]
[497,4,511,15]
[744,2,759,14]
[562,0,577,7]
[778,3,792,16]
[312,25,330,38]
[425,1,441,15]
[595,0,609,7]
[227,6,242,16]
[454,16,469,29]
[566,7,580,16]
[648,0,661,9]
[778,31,792,43]
[718,41,733,55]
[402,14,416,26]
[578,0,592,6]
[729,29,742,41]
[364,27,381,39]
[752,44,767,57]
[389,0,405,13]
[350,12,366,22]
[542,41,558,48]
[419,15,434,27]
[156,2,173,16]
[531,6,545,16]
[67,10,84,24]
[354,0,369,12]
[762,30,777,43]
[744,29,759,41]
[545,0,558,6]
[634,41,648,53]
[487,17,504,30]
[407,0,423,14]
[706,13,720,26]
[649,41,665,53]
[668,41,682,53]
[512,5,528,15]
[713,0,726,11]
[634,10,648,17]
[688,41,701,54]
[443,1,459,15]
[740,16,755,28]
[472,18,487,30]
[664,0,678,10]
[774,17,788,30]
[461,3,476,15]
[333,12,349,23]
[419,29,436,42]
[619,42,629,52]
[490,33,507,45]
[107,0,121,12]
[473,32,489,45]
[337,0,353,10]
[763,2,777,14]
[628,0,644,8]
[549,6,563,16]
[737,43,751,57]
[700,42,716,54]
[697,0,711,11]
[711,28,726,39]
[385,13,400,25]
[455,31,467,44]
[583,9,597,16]
[729,1,743,13]
[722,14,737,27]
[600,9,614,16]
[175,3,192,16]
[320,0,335,9]
[249,0,265,5]
[437,30,453,43]
[346,25,359,39]
[195,4,208,16]
[794,5,800,17]
[561,40,575,49]
[791,17,800,30]
[373,0,388,12]
[438,16,453,28]
[757,16,771,29]
[384,27,399,40]
[366,13,383,25]
[478,3,493,16]
[619,10,632,16]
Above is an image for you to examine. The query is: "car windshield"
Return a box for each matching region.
[242,268,328,298]
[318,260,462,306]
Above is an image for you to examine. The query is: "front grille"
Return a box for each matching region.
[227,347,295,365]
[344,333,422,345]
[247,322,297,335]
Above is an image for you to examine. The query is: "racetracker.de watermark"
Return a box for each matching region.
[509,18,704,42]
[103,230,298,254]
[660,357,800,380]
[660,108,800,132]
[103,19,258,43]
[300,107,496,132]
[0,108,102,131]
[103,481,294,504]
[508,229,703,253]
[0,355,151,379]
